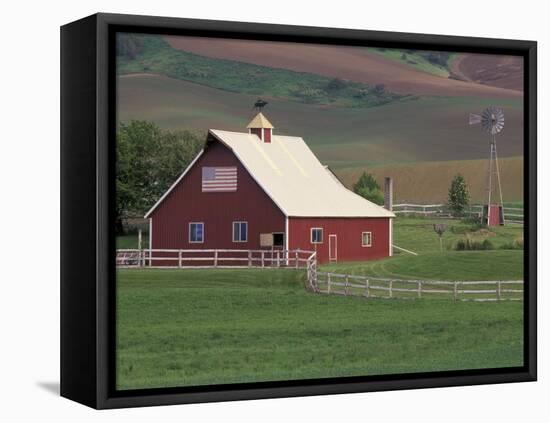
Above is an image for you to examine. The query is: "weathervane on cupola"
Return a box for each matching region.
[253,98,268,112]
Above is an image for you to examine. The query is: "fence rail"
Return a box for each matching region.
[392,203,523,223]
[117,249,522,302]
[314,271,523,302]
[116,248,316,271]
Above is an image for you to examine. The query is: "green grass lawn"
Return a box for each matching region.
[116,216,524,389]
[117,268,523,390]
[391,217,524,254]
[322,250,523,281]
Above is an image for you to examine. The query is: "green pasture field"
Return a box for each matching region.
[392,217,523,253]
[116,217,524,389]
[117,268,523,390]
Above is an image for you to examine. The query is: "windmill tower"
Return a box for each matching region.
[469,106,505,226]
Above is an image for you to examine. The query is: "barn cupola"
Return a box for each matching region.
[247,112,274,143]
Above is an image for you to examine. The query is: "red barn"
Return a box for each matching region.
[144,113,395,264]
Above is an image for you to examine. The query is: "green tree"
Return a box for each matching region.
[353,172,384,205]
[116,34,144,59]
[448,174,470,216]
[116,121,204,234]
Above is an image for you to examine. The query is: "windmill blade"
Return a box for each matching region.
[469,113,482,125]
[481,107,505,134]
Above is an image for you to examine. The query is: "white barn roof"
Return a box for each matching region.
[207,129,394,218]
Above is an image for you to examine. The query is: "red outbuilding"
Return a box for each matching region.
[144,113,395,264]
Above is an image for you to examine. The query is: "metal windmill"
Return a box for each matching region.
[469,106,505,226]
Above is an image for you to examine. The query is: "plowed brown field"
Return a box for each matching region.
[164,35,522,99]
[450,54,523,91]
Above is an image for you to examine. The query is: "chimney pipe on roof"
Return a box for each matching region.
[384,177,393,211]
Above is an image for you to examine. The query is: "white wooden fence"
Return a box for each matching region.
[116,248,316,270]
[116,249,521,302]
[314,272,523,302]
[393,203,524,224]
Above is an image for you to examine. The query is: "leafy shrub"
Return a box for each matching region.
[326,78,347,91]
[454,238,494,251]
[499,237,524,250]
[353,172,384,205]
[481,239,494,250]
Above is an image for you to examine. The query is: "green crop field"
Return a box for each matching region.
[116,217,524,390]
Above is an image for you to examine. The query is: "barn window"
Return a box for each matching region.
[362,231,372,247]
[273,233,284,247]
[189,222,204,243]
[232,221,248,242]
[311,228,323,244]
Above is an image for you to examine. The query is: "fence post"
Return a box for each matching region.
[389,280,393,298]
[140,249,144,268]
[261,251,265,268]
[453,282,458,301]
[345,275,349,296]
[149,249,152,267]
[497,281,501,301]
[277,251,280,267]
[327,273,331,294]
[365,278,369,298]
[214,250,218,268]
[417,281,422,298]
[248,251,252,267]
[178,250,182,268]
[295,251,299,269]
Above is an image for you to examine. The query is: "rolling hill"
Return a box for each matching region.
[164,35,522,98]
[118,74,523,167]
[116,34,524,202]
[334,156,523,203]
[449,53,523,91]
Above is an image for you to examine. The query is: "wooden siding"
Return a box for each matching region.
[288,217,391,264]
[263,128,272,143]
[150,141,285,250]
[249,128,262,140]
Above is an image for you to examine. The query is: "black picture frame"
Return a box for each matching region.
[60,12,537,409]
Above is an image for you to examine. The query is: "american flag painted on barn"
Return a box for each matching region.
[201,166,237,192]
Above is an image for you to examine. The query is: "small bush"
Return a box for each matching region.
[454,238,494,251]
[481,239,494,250]
[499,237,524,250]
[460,216,482,225]
[326,78,347,91]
